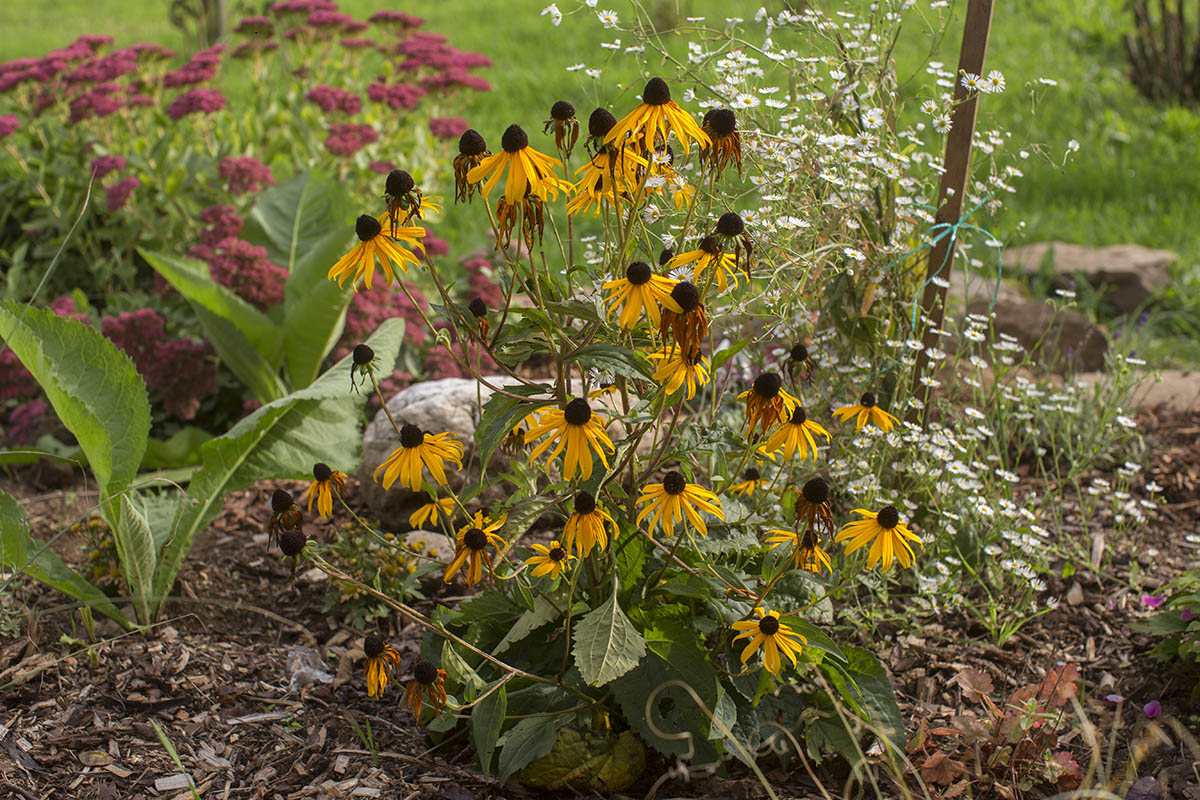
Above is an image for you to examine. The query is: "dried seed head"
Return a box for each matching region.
[877,506,900,530]
[501,123,528,153]
[704,107,737,137]
[399,424,425,448]
[662,470,686,495]
[802,477,830,505]
[574,491,597,515]
[801,530,818,549]
[313,462,332,482]
[758,615,780,635]
[790,343,808,362]
[563,398,592,426]
[588,107,616,138]
[752,372,782,399]
[658,248,674,266]
[625,261,652,285]
[271,488,294,514]
[743,467,761,481]
[355,214,382,242]
[353,343,375,365]
[698,235,721,255]
[642,76,671,105]
[670,281,701,312]
[716,211,745,237]
[364,634,385,659]
[468,297,487,318]
[550,100,575,121]
[463,527,488,550]
[385,169,415,197]
[860,392,877,408]
[413,659,439,684]
[458,128,486,156]
[279,529,307,556]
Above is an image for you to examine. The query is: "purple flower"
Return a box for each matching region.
[271,0,338,14]
[69,85,123,123]
[90,155,126,179]
[368,10,424,28]
[365,81,424,110]
[305,84,362,114]
[218,156,273,195]
[202,238,287,311]
[1182,607,1200,622]
[163,63,216,87]
[7,399,49,445]
[324,123,378,156]
[428,116,468,140]
[1142,595,1165,608]
[1104,693,1125,703]
[338,38,378,50]
[166,88,227,121]
[368,160,397,174]
[0,114,19,139]
[79,34,114,51]
[130,42,176,62]
[1143,700,1162,718]
[307,10,359,30]
[105,176,140,212]
[198,204,244,245]
[234,16,275,36]
[421,68,491,93]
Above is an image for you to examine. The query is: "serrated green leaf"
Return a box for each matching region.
[474,384,554,473]
[498,715,561,785]
[573,581,645,687]
[567,343,650,380]
[0,489,128,628]
[496,594,562,655]
[150,319,405,604]
[0,303,149,500]
[471,685,507,774]
[841,646,905,749]
[117,495,157,623]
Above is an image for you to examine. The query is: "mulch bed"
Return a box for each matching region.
[1,407,1198,800]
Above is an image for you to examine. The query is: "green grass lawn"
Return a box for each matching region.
[4,0,1198,364]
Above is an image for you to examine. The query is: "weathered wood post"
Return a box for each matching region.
[908,0,995,425]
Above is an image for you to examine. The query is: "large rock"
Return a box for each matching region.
[1003,242,1173,314]
[1077,369,1200,412]
[968,296,1109,374]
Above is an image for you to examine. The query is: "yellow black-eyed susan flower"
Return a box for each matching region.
[658,281,708,360]
[403,659,447,718]
[268,488,302,550]
[604,77,711,156]
[602,261,682,329]
[731,607,806,675]
[738,372,800,437]
[727,467,765,497]
[648,346,710,400]
[328,214,423,290]
[454,128,490,203]
[765,527,832,574]
[300,462,346,519]
[562,490,618,558]
[644,146,695,211]
[667,236,741,292]
[466,124,569,206]
[700,107,742,176]
[380,169,442,234]
[833,392,901,433]
[544,100,579,155]
[636,470,723,538]
[524,398,615,481]
[835,505,923,572]
[761,406,830,461]
[566,145,646,216]
[444,510,507,585]
[408,491,457,530]
[526,539,573,579]
[363,634,402,697]
[374,424,465,492]
[784,342,814,385]
[712,212,753,271]
[794,477,834,538]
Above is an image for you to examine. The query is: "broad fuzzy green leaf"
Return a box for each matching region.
[0,489,128,627]
[498,715,562,785]
[841,646,905,750]
[0,303,150,499]
[573,581,645,687]
[117,495,157,623]
[471,684,507,774]
[150,318,405,604]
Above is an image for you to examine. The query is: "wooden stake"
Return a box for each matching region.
[908,0,995,424]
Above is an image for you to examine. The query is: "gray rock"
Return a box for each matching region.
[969,297,1109,373]
[1004,241,1174,314]
[1077,369,1200,412]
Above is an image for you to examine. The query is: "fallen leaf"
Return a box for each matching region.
[953,667,994,702]
[78,749,113,766]
[919,751,966,786]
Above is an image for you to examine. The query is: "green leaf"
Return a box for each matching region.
[498,715,561,785]
[474,384,554,473]
[0,489,128,627]
[573,580,645,687]
[140,250,286,401]
[567,343,650,380]
[117,495,157,624]
[440,640,486,696]
[0,303,149,499]
[840,646,905,750]
[141,427,212,470]
[710,338,749,371]
[496,594,562,655]
[471,685,507,775]
[150,319,405,604]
